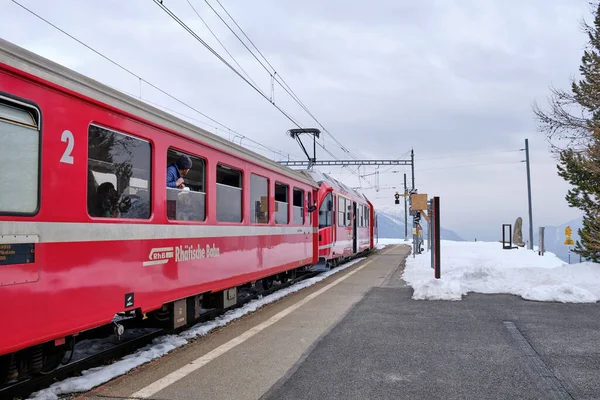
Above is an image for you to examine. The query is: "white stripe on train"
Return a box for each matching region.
[0,222,316,244]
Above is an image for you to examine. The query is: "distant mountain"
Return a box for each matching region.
[533,217,584,263]
[375,205,464,241]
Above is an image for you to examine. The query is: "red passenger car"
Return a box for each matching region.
[303,170,375,270]
[0,39,323,382]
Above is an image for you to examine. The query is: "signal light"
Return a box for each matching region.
[394,192,400,204]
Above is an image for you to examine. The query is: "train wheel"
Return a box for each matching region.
[41,341,71,374]
[0,353,15,384]
[278,273,289,284]
[28,345,43,375]
[262,277,274,290]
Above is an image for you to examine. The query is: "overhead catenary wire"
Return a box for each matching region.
[11,0,372,188]
[185,0,266,97]
[153,0,306,129]
[180,0,366,181]
[10,0,300,162]
[161,0,371,186]
[154,0,369,182]
[207,0,358,159]
[115,87,305,161]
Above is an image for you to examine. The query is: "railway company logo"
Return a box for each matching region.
[143,244,221,266]
[143,247,174,266]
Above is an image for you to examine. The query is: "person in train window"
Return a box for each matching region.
[167,154,192,189]
[95,182,131,218]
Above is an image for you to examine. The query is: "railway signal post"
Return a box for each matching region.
[404,173,408,241]
[410,191,428,257]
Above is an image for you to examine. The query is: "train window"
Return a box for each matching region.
[365,205,369,226]
[293,188,304,225]
[358,205,363,227]
[319,192,333,228]
[346,199,352,227]
[0,99,40,215]
[166,148,206,221]
[337,196,346,227]
[362,205,366,227]
[274,182,289,224]
[87,125,151,219]
[217,164,242,222]
[362,206,365,227]
[250,174,268,224]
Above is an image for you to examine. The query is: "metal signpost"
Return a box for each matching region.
[410,192,427,257]
[404,174,408,241]
[565,225,574,264]
[524,139,534,251]
[538,227,545,256]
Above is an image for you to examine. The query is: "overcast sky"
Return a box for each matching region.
[1,0,593,241]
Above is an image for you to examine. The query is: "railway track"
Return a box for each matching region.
[0,269,323,400]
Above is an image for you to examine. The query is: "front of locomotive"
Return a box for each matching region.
[298,170,335,271]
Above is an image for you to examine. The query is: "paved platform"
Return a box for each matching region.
[78,244,600,400]
[264,290,600,400]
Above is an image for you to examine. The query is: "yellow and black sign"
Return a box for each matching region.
[0,243,35,266]
[564,226,574,246]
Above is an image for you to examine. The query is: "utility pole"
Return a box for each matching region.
[404,173,408,241]
[525,138,534,250]
[411,149,415,190]
[410,149,416,251]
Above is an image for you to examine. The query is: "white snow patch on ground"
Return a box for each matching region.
[403,240,600,303]
[30,257,367,400]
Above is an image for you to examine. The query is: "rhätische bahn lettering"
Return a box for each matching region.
[176,244,221,262]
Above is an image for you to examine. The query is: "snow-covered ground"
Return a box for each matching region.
[30,256,372,400]
[403,240,600,303]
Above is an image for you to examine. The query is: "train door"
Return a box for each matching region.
[352,201,358,254]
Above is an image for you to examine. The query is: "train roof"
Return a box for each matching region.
[0,38,318,188]
[301,169,370,203]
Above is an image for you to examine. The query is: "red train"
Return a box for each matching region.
[0,38,378,383]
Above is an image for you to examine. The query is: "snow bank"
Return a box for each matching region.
[403,240,600,303]
[29,256,371,400]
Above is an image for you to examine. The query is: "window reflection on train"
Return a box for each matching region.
[167,148,206,222]
[87,125,151,220]
[319,192,333,228]
[250,174,268,224]
[274,182,288,224]
[216,164,242,223]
